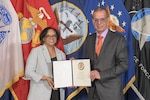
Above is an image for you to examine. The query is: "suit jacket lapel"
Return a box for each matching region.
[55,47,62,61]
[41,44,51,63]
[91,34,97,58]
[99,31,112,56]
[42,45,63,62]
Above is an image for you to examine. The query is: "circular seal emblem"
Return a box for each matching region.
[0,5,12,26]
[52,1,88,55]
[0,5,12,45]
[19,18,34,44]
[78,62,84,70]
[131,8,150,42]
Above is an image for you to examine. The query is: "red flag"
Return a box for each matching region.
[10,0,64,99]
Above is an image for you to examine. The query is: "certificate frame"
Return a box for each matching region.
[53,59,91,88]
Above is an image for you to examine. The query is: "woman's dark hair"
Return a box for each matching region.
[40,27,60,45]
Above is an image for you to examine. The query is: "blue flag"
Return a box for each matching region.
[0,89,14,100]
[49,0,88,100]
[83,0,135,98]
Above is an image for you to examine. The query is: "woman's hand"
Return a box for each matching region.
[68,86,77,88]
[69,57,75,60]
[42,76,57,90]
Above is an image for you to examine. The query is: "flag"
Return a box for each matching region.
[0,0,24,99]
[124,0,150,100]
[0,89,14,100]
[10,0,64,99]
[49,0,88,99]
[83,0,135,98]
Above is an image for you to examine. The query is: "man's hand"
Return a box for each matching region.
[90,70,101,81]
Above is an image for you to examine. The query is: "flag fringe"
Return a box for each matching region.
[0,71,24,97]
[123,75,135,94]
[66,86,88,100]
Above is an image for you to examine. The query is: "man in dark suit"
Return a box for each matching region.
[85,7,128,100]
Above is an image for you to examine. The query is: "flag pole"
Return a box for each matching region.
[131,84,145,100]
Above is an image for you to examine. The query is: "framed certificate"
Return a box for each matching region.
[53,59,91,88]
